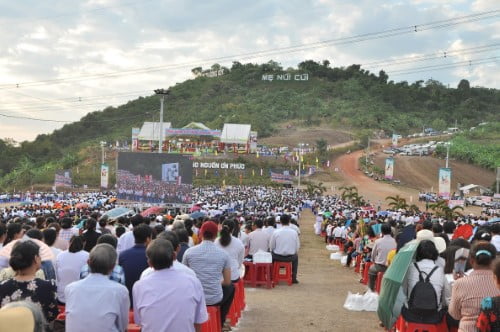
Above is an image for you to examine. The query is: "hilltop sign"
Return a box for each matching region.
[262,73,309,81]
[193,161,245,170]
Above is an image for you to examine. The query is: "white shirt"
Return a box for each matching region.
[248,229,270,256]
[117,231,135,255]
[270,225,300,256]
[140,261,197,279]
[492,234,500,252]
[56,250,90,303]
[65,273,130,332]
[215,236,245,281]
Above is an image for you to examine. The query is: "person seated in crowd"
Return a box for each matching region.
[119,224,151,307]
[175,228,190,263]
[449,241,500,332]
[117,214,145,255]
[183,221,234,332]
[140,231,196,278]
[55,217,77,251]
[65,243,129,332]
[0,240,58,323]
[270,214,300,284]
[401,240,451,324]
[42,228,62,266]
[81,218,101,252]
[133,239,207,332]
[247,219,270,259]
[55,235,89,304]
[477,258,500,331]
[80,234,125,285]
[368,223,396,291]
[215,219,245,283]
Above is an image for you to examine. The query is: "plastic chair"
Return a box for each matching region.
[254,263,273,288]
[354,254,363,273]
[228,281,242,326]
[361,262,373,285]
[237,278,245,313]
[128,310,135,324]
[56,312,66,321]
[243,261,255,287]
[375,271,384,293]
[127,323,141,332]
[201,306,221,332]
[402,315,448,332]
[272,261,293,286]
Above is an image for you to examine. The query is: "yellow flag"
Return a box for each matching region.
[300,155,303,162]
[252,169,255,176]
[204,169,207,176]
[256,151,259,158]
[316,157,319,164]
[214,150,218,156]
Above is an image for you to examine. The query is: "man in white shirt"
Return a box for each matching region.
[247,219,270,258]
[65,244,130,332]
[117,214,145,255]
[269,214,300,284]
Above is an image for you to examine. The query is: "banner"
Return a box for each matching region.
[100,164,109,189]
[385,158,394,180]
[131,128,140,151]
[392,134,398,147]
[438,168,452,199]
[271,170,293,184]
[54,170,72,188]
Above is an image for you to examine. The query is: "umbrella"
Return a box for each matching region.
[377,211,389,217]
[190,211,206,219]
[141,206,164,217]
[490,217,500,223]
[377,241,418,329]
[323,211,332,218]
[75,202,89,209]
[0,239,54,261]
[190,205,201,212]
[102,207,133,220]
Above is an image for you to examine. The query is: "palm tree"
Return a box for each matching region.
[408,204,421,214]
[351,192,366,207]
[430,200,464,220]
[385,195,409,210]
[339,185,358,201]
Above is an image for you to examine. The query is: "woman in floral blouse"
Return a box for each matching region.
[0,240,58,323]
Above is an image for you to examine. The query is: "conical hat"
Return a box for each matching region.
[0,239,54,261]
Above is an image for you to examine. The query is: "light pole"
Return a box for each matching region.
[297,143,305,188]
[445,143,450,168]
[100,141,106,164]
[154,88,170,153]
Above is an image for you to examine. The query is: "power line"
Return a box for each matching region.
[388,57,498,76]
[0,9,497,90]
[0,111,151,123]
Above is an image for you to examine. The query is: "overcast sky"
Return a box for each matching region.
[0,0,498,142]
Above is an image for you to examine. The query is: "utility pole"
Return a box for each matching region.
[445,143,450,168]
[298,144,302,188]
[497,167,499,194]
[154,89,170,153]
[100,141,106,164]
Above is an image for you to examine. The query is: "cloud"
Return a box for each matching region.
[0,0,497,142]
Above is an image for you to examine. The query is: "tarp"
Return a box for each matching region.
[138,122,172,141]
[220,123,251,144]
[102,207,133,220]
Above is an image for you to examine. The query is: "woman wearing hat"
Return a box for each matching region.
[449,241,500,332]
[0,240,58,324]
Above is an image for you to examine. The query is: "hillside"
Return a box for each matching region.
[0,60,499,189]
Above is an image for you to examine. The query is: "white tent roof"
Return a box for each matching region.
[138,122,171,141]
[460,184,478,191]
[220,123,251,144]
[183,122,211,130]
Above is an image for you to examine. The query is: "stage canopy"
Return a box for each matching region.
[220,123,251,144]
[138,122,172,141]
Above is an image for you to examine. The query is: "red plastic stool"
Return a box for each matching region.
[56,313,66,320]
[354,254,363,273]
[254,263,273,288]
[403,316,448,332]
[273,261,292,286]
[128,310,135,323]
[237,278,245,312]
[375,271,384,293]
[201,306,221,332]
[127,323,141,332]
[243,261,255,287]
[228,281,242,326]
[361,262,373,285]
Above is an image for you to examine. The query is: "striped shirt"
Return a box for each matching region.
[182,241,231,305]
[449,269,500,332]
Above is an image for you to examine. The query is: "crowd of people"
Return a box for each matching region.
[0,187,307,332]
[314,195,500,332]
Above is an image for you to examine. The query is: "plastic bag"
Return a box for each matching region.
[326,244,340,251]
[343,290,379,311]
[330,252,342,260]
[340,255,347,266]
[253,250,272,263]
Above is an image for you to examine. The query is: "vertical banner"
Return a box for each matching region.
[392,134,398,147]
[100,164,109,189]
[438,168,452,199]
[131,128,140,151]
[385,157,394,180]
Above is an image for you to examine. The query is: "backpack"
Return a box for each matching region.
[408,263,439,313]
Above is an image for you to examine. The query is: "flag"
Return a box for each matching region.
[300,155,303,162]
[327,160,330,167]
[195,169,198,177]
[204,169,207,176]
[256,151,259,158]
[260,168,263,176]
[215,150,218,156]
[252,169,255,176]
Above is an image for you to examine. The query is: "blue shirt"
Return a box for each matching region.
[182,241,231,305]
[65,273,130,332]
[119,244,148,306]
[133,268,208,332]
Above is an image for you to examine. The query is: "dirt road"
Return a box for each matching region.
[237,209,380,332]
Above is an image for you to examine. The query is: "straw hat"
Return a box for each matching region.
[0,306,34,332]
[416,229,446,253]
